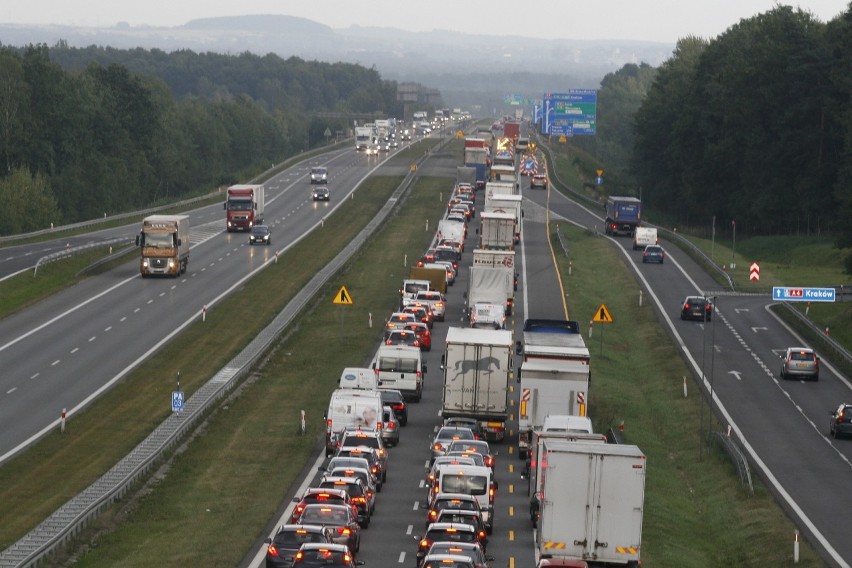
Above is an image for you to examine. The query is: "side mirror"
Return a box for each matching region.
[223,202,227,210]
[135,235,141,246]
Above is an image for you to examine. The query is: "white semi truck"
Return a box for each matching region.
[535,439,646,567]
[440,327,514,442]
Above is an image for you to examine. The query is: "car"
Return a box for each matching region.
[385,329,421,349]
[530,174,548,189]
[446,440,494,469]
[780,347,819,381]
[430,426,476,463]
[324,465,379,498]
[292,542,363,568]
[291,488,355,524]
[433,246,461,268]
[447,211,467,223]
[442,417,483,440]
[334,446,384,491]
[829,403,852,439]
[425,493,484,527]
[337,430,388,476]
[312,186,330,201]
[310,166,328,184]
[249,225,272,245]
[680,296,712,321]
[450,206,471,222]
[416,523,483,566]
[386,311,418,332]
[404,322,432,352]
[444,451,485,468]
[419,554,477,568]
[380,405,400,447]
[379,389,408,426]
[295,504,361,553]
[324,456,379,489]
[402,304,434,329]
[433,509,488,545]
[412,290,447,321]
[264,524,334,568]
[318,476,373,526]
[423,542,491,568]
[642,244,665,263]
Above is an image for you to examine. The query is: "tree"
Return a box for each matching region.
[0,167,62,234]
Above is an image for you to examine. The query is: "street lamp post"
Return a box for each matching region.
[731,220,736,270]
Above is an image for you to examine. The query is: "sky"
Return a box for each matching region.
[1,1,847,43]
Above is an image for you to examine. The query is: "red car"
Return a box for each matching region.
[404,322,432,351]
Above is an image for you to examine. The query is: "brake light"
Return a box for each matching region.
[392,403,404,410]
[478,530,487,540]
[419,539,430,549]
[489,485,495,503]
[428,510,437,521]
[267,544,279,557]
[294,551,303,561]
[326,419,332,435]
[337,527,351,535]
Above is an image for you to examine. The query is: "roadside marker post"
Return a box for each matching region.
[60,408,67,433]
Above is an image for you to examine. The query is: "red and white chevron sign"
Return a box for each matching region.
[749,262,760,282]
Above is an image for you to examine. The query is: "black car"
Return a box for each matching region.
[312,187,330,201]
[380,389,408,426]
[249,225,272,245]
[680,296,712,321]
[265,524,333,568]
[642,245,665,264]
[292,543,363,568]
[829,403,852,439]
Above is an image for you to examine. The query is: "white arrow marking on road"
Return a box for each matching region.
[729,371,743,381]
[735,308,750,313]
[751,327,768,333]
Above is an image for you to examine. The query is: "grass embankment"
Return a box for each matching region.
[553,223,823,566]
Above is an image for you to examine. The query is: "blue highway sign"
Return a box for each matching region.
[772,287,835,302]
[172,390,185,412]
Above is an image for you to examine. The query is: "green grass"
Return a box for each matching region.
[553,224,823,566]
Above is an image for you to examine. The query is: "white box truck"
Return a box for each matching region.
[479,211,516,250]
[467,265,515,317]
[535,440,646,567]
[485,193,522,243]
[440,327,514,442]
[472,249,515,269]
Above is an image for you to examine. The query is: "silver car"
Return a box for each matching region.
[780,347,819,381]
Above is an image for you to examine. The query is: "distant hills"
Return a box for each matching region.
[0,15,675,105]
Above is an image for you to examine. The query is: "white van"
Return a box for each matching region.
[432,463,495,533]
[338,367,379,390]
[400,279,431,305]
[372,344,426,402]
[325,388,383,456]
[632,226,658,250]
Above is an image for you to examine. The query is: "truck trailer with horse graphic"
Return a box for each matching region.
[440,327,514,442]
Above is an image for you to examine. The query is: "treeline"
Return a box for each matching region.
[573,6,852,270]
[0,44,408,234]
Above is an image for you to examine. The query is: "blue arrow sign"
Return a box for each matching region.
[773,287,835,302]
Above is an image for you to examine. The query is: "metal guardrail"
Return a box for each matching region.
[0,141,440,568]
[33,238,134,276]
[711,431,754,495]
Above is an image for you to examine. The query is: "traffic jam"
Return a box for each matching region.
[265,118,647,568]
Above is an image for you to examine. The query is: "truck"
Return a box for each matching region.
[436,219,466,247]
[503,120,520,141]
[355,126,374,151]
[604,196,642,237]
[535,439,645,567]
[632,226,658,250]
[490,164,517,184]
[467,265,515,316]
[516,319,591,458]
[485,193,522,243]
[478,212,516,250]
[136,215,190,278]
[224,184,264,232]
[324,388,383,456]
[472,249,515,269]
[485,181,517,198]
[409,266,447,294]
[456,166,477,189]
[440,327,514,442]
[464,147,490,190]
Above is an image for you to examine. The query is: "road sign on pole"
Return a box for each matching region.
[333,286,354,305]
[592,304,613,323]
[749,262,760,281]
[171,390,184,413]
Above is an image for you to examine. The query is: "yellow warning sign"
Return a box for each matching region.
[333,286,353,305]
[456,130,465,139]
[593,303,613,323]
[559,135,567,143]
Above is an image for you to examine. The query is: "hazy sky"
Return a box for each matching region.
[1,1,847,42]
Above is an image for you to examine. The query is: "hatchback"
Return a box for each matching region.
[318,476,373,527]
[446,440,494,469]
[829,403,852,439]
[386,312,417,332]
[292,543,363,568]
[380,406,400,447]
[402,304,434,329]
[530,174,548,189]
[312,186,330,201]
[430,426,476,463]
[404,322,432,352]
[291,488,354,524]
[423,542,491,568]
[413,290,447,321]
[434,509,488,546]
[780,347,819,381]
[265,524,333,568]
[385,329,421,349]
[642,245,665,264]
[420,554,476,568]
[417,523,482,566]
[295,505,361,553]
[680,296,712,321]
[379,389,408,426]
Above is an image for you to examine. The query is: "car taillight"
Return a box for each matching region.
[352,496,366,504]
[337,527,351,535]
[392,403,404,410]
[479,530,487,540]
[434,443,443,451]
[485,456,494,467]
[294,551,304,561]
[326,419,332,435]
[428,510,437,521]
[267,544,279,557]
[489,486,495,503]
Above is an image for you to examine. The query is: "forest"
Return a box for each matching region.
[0,43,411,233]
[571,6,852,271]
